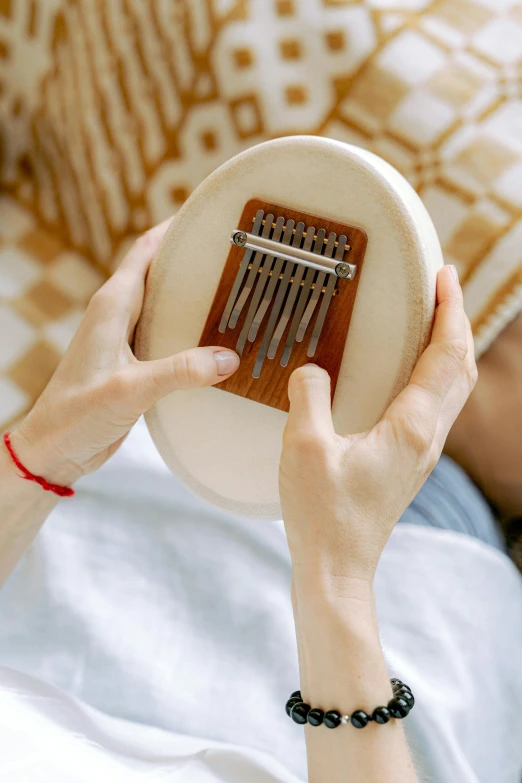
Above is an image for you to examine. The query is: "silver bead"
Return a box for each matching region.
[340,715,350,724]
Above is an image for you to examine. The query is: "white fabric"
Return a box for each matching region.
[0,418,521,782]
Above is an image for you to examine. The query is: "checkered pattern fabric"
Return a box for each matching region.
[1,0,521,430]
[0,195,104,427]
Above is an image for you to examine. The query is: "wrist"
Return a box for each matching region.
[292,575,391,709]
[9,416,83,488]
[292,570,378,650]
[292,568,375,613]
[291,570,379,655]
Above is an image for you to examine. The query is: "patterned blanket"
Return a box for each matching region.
[1,0,521,431]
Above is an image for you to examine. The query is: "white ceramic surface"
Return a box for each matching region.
[136,137,443,519]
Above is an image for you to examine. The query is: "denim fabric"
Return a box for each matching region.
[397,454,507,553]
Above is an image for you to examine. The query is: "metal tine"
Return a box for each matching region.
[295,232,337,343]
[251,220,298,379]
[266,225,315,360]
[248,220,305,344]
[235,216,285,355]
[307,235,347,358]
[228,213,274,329]
[278,228,326,366]
[219,209,264,333]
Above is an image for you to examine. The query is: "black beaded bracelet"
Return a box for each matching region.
[285,678,415,729]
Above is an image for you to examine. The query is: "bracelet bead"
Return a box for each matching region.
[286,678,414,729]
[323,710,342,729]
[398,689,415,707]
[291,702,311,724]
[307,708,324,727]
[285,697,303,717]
[387,696,410,719]
[350,710,370,729]
[372,706,391,724]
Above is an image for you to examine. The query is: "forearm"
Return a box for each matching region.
[292,573,418,783]
[0,431,62,586]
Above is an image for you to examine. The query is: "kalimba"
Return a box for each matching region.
[136,136,443,519]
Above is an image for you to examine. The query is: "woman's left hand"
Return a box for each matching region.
[9,218,240,487]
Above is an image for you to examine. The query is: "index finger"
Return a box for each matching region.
[90,216,175,332]
[117,215,174,276]
[384,265,468,426]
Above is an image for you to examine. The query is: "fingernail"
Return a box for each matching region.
[214,350,240,376]
[448,264,459,282]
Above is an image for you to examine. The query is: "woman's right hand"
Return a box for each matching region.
[279,264,477,591]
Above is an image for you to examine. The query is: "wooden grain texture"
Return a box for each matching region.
[199,198,367,412]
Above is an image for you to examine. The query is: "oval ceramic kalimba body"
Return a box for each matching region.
[135,136,443,519]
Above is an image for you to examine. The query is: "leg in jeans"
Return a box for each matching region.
[396,454,508,554]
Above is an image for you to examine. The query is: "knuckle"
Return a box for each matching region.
[441,336,468,364]
[134,228,156,253]
[104,370,133,399]
[172,352,203,389]
[408,429,432,458]
[466,357,479,390]
[284,429,332,461]
[424,445,439,477]
[87,278,123,313]
[88,284,111,310]
[88,272,135,317]
[398,413,434,457]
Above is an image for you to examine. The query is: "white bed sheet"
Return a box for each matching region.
[0,418,521,782]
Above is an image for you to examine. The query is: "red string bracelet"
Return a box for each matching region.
[3,432,75,497]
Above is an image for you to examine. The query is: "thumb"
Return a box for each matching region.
[138,346,240,408]
[285,363,335,439]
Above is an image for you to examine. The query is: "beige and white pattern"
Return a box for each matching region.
[1,0,521,430]
[0,194,104,427]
